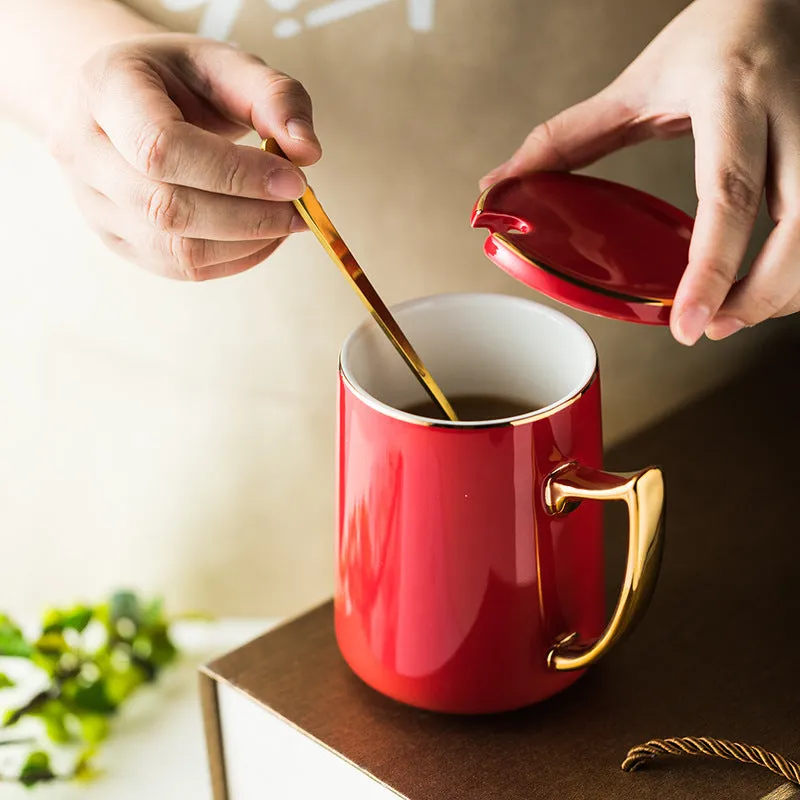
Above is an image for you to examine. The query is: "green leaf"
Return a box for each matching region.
[34,632,68,655]
[74,746,101,782]
[0,673,15,690]
[93,601,110,628]
[34,701,71,744]
[66,680,117,715]
[77,713,109,745]
[42,606,94,634]
[0,592,183,787]
[105,662,146,705]
[141,597,165,627]
[3,690,51,728]
[30,651,61,679]
[146,628,178,672]
[19,751,55,787]
[0,615,32,659]
[109,592,142,628]
[31,634,72,680]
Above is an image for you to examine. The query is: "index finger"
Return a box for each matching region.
[670,92,767,345]
[90,62,308,201]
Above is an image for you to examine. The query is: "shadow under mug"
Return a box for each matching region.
[335,293,664,714]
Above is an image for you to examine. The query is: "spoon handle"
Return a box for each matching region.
[262,138,458,422]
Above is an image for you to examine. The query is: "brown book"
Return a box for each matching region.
[201,341,800,800]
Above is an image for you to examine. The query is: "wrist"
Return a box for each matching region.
[2,0,165,139]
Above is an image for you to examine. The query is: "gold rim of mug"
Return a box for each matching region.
[338,293,600,429]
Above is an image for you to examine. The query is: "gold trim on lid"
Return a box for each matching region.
[474,182,673,308]
[493,233,672,307]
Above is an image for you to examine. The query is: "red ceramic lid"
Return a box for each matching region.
[470,173,694,325]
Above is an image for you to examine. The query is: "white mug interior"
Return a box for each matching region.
[340,293,597,425]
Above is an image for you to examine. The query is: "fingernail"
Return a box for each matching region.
[705,316,746,341]
[290,213,307,233]
[286,118,318,145]
[673,304,712,346]
[267,168,305,200]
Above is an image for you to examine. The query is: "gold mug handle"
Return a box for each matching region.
[543,462,665,672]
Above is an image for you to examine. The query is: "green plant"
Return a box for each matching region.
[0,591,181,787]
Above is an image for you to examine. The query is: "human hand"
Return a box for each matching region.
[51,33,319,281]
[481,0,800,344]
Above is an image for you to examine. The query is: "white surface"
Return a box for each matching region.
[0,619,277,799]
[341,293,597,425]
[219,681,398,799]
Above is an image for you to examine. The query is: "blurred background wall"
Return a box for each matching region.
[0,0,795,619]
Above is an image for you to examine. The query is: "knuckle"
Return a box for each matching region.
[134,122,172,178]
[103,231,124,246]
[77,56,100,91]
[167,235,208,274]
[708,167,762,218]
[524,119,570,171]
[49,126,95,170]
[144,183,191,234]
[179,266,203,282]
[78,49,110,95]
[248,204,282,239]
[157,252,203,282]
[745,290,785,320]
[48,120,90,169]
[165,262,201,282]
[715,84,750,117]
[526,119,555,147]
[695,257,736,289]
[82,43,137,96]
[241,51,268,68]
[776,295,800,317]
[99,231,127,253]
[724,49,774,94]
[48,134,71,164]
[220,149,248,196]
[266,72,311,106]
[727,52,761,87]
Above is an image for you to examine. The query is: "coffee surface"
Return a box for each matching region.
[403,394,537,422]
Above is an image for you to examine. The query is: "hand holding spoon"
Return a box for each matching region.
[261,138,458,422]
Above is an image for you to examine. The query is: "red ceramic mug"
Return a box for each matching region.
[335,293,664,714]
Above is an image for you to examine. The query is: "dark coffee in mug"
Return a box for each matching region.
[404,394,535,421]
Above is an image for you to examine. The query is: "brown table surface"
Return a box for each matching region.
[210,332,800,800]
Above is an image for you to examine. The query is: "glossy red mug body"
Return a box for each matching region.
[335,294,664,714]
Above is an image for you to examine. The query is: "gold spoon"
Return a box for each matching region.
[261,138,458,422]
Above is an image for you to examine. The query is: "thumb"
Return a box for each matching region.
[480,88,640,189]
[189,41,321,167]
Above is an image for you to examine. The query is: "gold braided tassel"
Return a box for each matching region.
[621,737,800,786]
